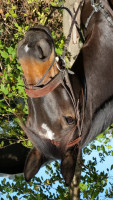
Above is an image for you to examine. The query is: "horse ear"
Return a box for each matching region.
[61,148,78,186]
[24,147,48,181]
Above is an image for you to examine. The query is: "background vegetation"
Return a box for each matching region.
[0,0,113,199]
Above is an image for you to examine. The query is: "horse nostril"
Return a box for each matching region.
[37,45,45,59]
[64,116,75,125]
[36,39,51,60]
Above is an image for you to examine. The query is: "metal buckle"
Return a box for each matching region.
[91,0,103,12]
[56,56,75,75]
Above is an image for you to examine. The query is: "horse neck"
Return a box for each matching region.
[82,0,113,46]
[78,2,113,147]
[82,3,113,99]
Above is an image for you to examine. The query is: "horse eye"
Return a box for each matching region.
[65,116,74,125]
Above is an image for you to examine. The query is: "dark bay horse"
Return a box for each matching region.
[6,0,112,186]
[17,26,78,185]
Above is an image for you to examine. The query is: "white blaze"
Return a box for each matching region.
[41,123,55,140]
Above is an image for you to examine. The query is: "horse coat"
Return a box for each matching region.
[0,0,113,186]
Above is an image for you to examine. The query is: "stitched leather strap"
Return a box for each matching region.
[25,70,65,98]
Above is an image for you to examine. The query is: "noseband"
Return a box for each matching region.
[25,69,69,98]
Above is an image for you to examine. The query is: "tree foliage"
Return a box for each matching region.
[0,0,64,145]
[81,129,113,200]
[0,0,113,199]
[0,161,69,200]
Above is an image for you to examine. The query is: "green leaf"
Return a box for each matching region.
[50,2,57,6]
[7,46,14,54]
[101,145,105,152]
[55,48,63,56]
[6,193,10,198]
[80,183,88,192]
[10,189,14,193]
[90,144,96,150]
[0,51,9,59]
[14,22,22,31]
[111,164,113,170]
[14,22,19,28]
[97,146,100,151]
[2,178,6,185]
[12,13,17,18]
[12,5,17,9]
[5,13,9,18]
[106,145,112,149]
[1,141,4,147]
[0,84,9,95]
[27,140,33,147]
[13,196,18,200]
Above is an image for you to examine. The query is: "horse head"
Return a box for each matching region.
[17,26,81,185]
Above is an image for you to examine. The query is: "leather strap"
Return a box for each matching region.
[25,70,65,98]
[51,136,81,148]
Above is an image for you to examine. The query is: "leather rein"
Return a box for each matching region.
[24,57,82,148]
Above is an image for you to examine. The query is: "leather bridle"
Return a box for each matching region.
[23,0,113,149]
[24,56,82,148]
[22,5,86,149]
